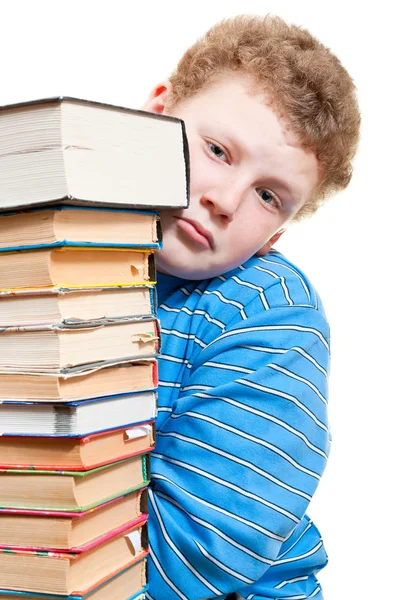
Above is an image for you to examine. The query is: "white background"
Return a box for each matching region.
[1,1,408,597]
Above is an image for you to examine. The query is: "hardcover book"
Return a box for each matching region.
[0,96,189,211]
[0,287,157,328]
[0,320,160,373]
[0,207,162,252]
[0,559,147,599]
[0,247,156,291]
[0,510,147,555]
[0,392,157,437]
[0,424,155,469]
[0,361,158,401]
[0,491,147,550]
[0,455,150,511]
[0,523,148,595]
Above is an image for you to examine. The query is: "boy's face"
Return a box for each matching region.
[143,74,319,280]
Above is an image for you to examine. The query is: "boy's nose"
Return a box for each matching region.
[200,184,244,223]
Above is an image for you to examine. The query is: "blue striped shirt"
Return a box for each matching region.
[147,250,330,600]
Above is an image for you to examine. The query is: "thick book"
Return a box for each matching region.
[0,320,160,373]
[0,286,157,327]
[0,207,162,252]
[0,392,157,437]
[0,522,148,595]
[0,455,149,511]
[0,493,147,551]
[0,424,155,469]
[0,247,155,291]
[0,559,147,599]
[0,361,158,401]
[0,96,189,211]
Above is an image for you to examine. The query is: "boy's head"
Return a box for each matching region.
[143,15,360,280]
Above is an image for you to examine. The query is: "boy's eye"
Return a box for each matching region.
[257,189,281,209]
[208,142,227,161]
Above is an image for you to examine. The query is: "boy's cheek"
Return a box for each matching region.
[159,210,179,231]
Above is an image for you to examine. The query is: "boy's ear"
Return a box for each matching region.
[256,229,285,256]
[141,80,173,114]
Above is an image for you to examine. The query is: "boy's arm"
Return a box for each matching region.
[148,301,330,600]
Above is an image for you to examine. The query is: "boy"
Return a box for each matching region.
[142,15,360,600]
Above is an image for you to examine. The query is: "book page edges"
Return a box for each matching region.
[0,516,148,554]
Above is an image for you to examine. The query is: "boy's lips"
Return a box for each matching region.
[174,217,215,249]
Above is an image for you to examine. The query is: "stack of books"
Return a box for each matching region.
[0,97,189,600]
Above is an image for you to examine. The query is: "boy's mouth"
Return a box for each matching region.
[174,217,215,250]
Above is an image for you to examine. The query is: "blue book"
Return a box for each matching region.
[0,390,157,437]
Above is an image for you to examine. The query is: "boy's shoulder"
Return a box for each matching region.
[160,250,325,316]
[158,250,328,337]
[157,251,329,355]
[212,250,324,314]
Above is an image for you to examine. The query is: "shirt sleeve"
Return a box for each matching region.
[147,302,330,600]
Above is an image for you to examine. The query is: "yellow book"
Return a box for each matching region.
[0,247,155,291]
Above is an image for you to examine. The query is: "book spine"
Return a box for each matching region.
[0,241,162,253]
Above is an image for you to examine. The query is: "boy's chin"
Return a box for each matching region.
[155,256,235,281]
[156,263,219,280]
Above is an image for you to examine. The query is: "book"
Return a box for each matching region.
[0,522,148,595]
[0,492,147,550]
[0,424,155,470]
[0,455,149,511]
[0,361,158,401]
[0,287,157,327]
[0,320,160,373]
[0,96,189,211]
[0,207,162,252]
[0,559,147,599]
[0,205,162,252]
[0,392,157,437]
[0,247,155,291]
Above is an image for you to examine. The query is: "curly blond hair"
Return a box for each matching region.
[167,15,360,220]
